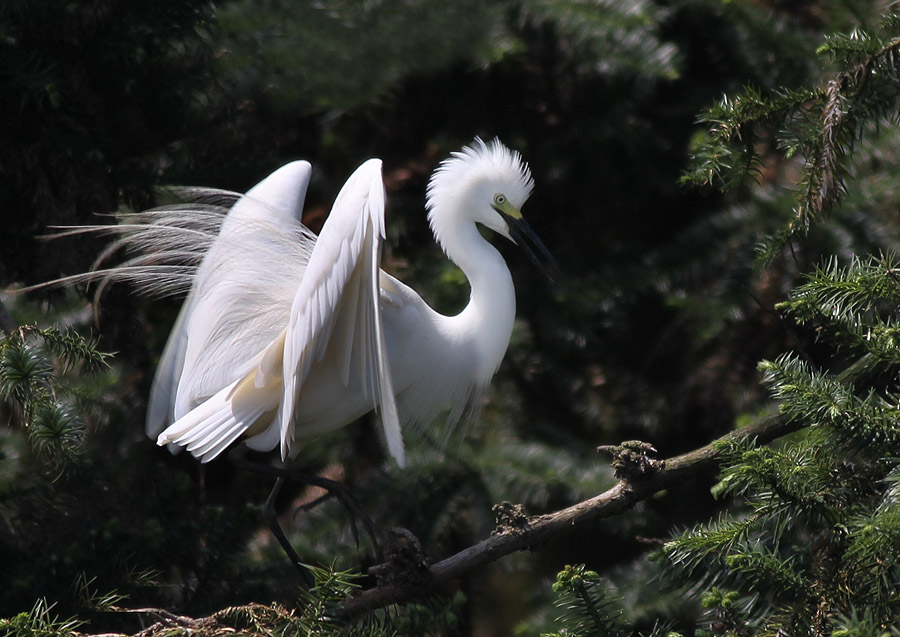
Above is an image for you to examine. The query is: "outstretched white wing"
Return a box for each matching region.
[276,158,403,465]
[147,161,314,436]
[158,159,404,467]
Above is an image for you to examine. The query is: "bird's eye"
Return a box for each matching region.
[493,194,506,205]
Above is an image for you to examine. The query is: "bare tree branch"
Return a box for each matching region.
[335,353,882,618]
[71,411,791,636]
[335,412,790,619]
[61,354,882,635]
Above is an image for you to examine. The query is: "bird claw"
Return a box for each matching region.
[228,448,385,576]
[287,472,386,562]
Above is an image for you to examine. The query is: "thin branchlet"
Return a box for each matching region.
[684,19,900,264]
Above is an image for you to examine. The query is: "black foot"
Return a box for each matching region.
[229,447,384,581]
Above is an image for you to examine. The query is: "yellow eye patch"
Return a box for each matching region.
[492,194,523,219]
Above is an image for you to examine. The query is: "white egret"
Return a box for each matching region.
[30,138,554,573]
[144,138,554,468]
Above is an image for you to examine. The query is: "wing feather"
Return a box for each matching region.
[170,161,313,419]
[370,220,403,465]
[157,158,405,466]
[280,159,404,466]
[158,344,282,462]
[145,300,191,438]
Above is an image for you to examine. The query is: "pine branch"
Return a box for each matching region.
[780,254,900,322]
[684,17,900,264]
[544,564,625,636]
[4,402,791,637]
[333,354,881,619]
[1,323,113,473]
[772,30,900,240]
[332,426,769,618]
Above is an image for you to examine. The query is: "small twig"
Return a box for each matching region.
[122,607,205,637]
[120,607,202,626]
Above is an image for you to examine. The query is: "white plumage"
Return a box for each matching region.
[50,138,553,468]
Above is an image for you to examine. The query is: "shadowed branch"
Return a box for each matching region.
[335,411,790,618]
[58,354,882,634]
[334,353,881,618]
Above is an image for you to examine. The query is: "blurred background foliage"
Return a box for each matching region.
[4,0,900,634]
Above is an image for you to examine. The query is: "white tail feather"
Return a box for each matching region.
[157,371,277,463]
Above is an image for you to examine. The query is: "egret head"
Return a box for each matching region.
[427,138,558,279]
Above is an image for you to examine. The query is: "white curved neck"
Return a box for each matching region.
[439,219,516,384]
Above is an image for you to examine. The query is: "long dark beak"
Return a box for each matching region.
[505,216,561,282]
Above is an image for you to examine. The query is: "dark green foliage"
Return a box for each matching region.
[216,0,506,112]
[519,0,679,80]
[0,325,110,473]
[777,254,900,359]
[8,0,900,635]
[542,564,626,637]
[290,564,460,636]
[0,0,218,287]
[662,254,900,633]
[682,13,900,265]
[0,599,83,637]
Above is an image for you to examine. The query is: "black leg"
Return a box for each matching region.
[288,471,386,559]
[262,476,314,586]
[228,447,384,574]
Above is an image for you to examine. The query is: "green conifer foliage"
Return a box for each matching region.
[682,14,900,265]
[542,564,626,637]
[0,598,84,637]
[662,253,900,634]
[10,1,900,634]
[0,324,111,473]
